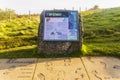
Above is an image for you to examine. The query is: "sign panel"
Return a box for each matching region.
[43,10,79,41]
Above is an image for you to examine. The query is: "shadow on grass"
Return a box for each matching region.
[84,49,120,58]
[1,45,119,59]
[0,47,83,58]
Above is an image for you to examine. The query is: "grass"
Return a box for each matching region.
[0,45,83,58]
[0,18,39,50]
[0,45,37,58]
[82,7,120,56]
[0,7,120,58]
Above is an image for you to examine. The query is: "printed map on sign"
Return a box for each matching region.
[44,18,68,40]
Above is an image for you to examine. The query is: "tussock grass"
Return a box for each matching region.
[83,7,120,56]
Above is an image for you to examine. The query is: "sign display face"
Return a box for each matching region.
[43,10,79,41]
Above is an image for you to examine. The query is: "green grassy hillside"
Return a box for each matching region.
[0,7,120,58]
[82,7,120,56]
[0,18,39,50]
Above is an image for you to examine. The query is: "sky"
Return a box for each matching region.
[0,0,120,14]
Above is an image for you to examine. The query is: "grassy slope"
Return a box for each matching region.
[82,7,120,56]
[0,7,120,58]
[0,18,39,49]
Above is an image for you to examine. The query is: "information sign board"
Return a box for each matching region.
[43,10,79,41]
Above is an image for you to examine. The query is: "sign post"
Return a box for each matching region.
[37,10,82,54]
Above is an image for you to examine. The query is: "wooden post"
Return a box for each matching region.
[29,10,31,19]
[9,11,11,21]
[85,7,87,11]
[79,7,81,12]
[72,7,74,10]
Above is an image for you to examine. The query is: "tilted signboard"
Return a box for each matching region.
[43,10,79,41]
